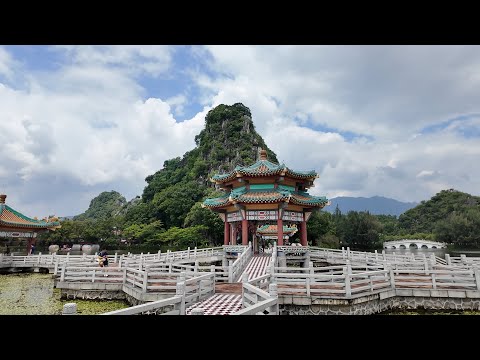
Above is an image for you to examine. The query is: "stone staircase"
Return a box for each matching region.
[186,255,271,315]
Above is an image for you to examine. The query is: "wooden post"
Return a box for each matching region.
[342,246,345,259]
[194,247,197,258]
[114,252,118,264]
[430,254,436,266]
[228,260,233,283]
[382,250,386,261]
[307,261,313,297]
[375,250,378,260]
[431,272,436,289]
[60,266,66,282]
[123,268,127,284]
[461,254,467,265]
[54,262,58,275]
[445,254,451,266]
[92,269,96,283]
[242,272,249,283]
[347,247,350,259]
[187,247,190,259]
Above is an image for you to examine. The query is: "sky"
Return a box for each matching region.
[1,45,480,218]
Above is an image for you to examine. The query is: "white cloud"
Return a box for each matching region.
[0,47,17,80]
[166,94,187,116]
[54,45,173,77]
[0,47,204,216]
[2,45,480,217]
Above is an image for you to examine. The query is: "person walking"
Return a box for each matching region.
[98,249,109,276]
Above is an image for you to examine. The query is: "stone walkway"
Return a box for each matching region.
[186,294,242,315]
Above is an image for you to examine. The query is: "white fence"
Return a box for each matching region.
[228,242,253,282]
[102,272,215,315]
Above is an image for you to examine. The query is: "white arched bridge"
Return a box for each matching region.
[383,239,446,250]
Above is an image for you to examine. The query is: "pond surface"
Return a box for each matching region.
[0,273,129,315]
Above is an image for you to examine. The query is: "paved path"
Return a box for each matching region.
[186,294,242,315]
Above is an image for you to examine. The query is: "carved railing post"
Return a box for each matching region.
[176,281,186,315]
[474,266,480,291]
[445,254,451,266]
[344,262,351,298]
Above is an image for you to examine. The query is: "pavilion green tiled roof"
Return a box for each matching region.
[211,158,318,183]
[202,185,329,209]
[202,195,230,209]
[0,204,61,229]
[290,191,329,206]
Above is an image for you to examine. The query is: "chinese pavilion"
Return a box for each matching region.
[0,194,61,253]
[202,149,329,251]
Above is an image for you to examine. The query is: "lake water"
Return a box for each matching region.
[0,273,129,315]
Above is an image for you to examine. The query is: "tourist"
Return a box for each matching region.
[30,244,35,255]
[5,245,10,255]
[98,249,109,276]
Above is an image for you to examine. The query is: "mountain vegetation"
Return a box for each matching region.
[325,196,417,216]
[38,104,480,251]
[73,191,127,221]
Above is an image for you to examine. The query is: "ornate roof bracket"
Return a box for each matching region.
[234,203,245,211]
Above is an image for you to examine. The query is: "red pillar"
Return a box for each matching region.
[224,221,230,245]
[300,220,308,246]
[277,218,284,246]
[232,226,237,245]
[242,219,248,245]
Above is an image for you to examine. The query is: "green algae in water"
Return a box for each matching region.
[0,273,129,315]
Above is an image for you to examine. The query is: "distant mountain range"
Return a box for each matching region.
[324,196,418,216]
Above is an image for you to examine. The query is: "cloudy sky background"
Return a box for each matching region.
[1,45,480,217]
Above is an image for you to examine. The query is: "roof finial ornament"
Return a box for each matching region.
[260,148,267,160]
[0,194,6,204]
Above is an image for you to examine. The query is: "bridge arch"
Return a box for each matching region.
[421,245,428,249]
[409,243,418,249]
[399,244,406,249]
